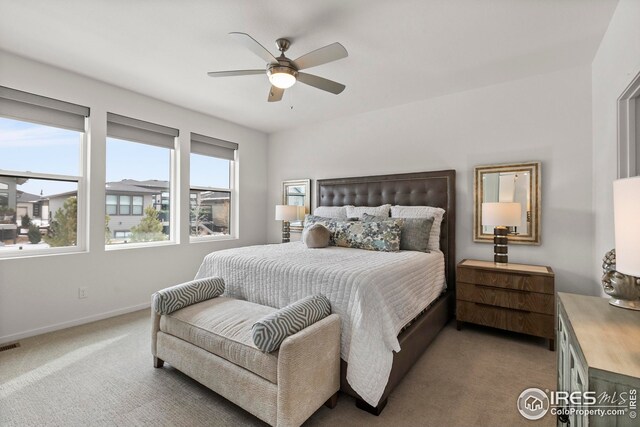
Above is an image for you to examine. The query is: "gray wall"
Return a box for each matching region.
[0,51,269,343]
[268,65,596,295]
[592,0,640,292]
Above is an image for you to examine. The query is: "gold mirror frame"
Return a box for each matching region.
[473,162,541,245]
[282,179,311,233]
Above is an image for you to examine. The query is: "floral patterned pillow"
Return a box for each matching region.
[304,215,402,251]
[303,215,344,245]
[333,219,403,252]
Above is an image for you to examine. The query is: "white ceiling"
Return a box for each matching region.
[0,0,618,133]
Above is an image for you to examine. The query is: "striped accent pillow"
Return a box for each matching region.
[252,295,332,353]
[152,277,225,315]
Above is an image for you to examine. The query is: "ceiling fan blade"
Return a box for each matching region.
[268,86,284,102]
[297,72,345,94]
[293,42,348,70]
[207,70,265,78]
[229,32,277,64]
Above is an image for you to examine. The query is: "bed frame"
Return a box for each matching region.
[316,170,456,415]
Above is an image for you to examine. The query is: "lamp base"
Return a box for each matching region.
[493,227,509,265]
[608,298,640,311]
[281,221,290,243]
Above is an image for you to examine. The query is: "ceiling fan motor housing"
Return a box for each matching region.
[267,63,298,78]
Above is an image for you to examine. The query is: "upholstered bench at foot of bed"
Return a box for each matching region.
[151,296,341,427]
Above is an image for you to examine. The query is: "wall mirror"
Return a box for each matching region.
[282,179,311,232]
[473,162,541,245]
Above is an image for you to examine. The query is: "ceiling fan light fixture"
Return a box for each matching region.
[268,66,297,89]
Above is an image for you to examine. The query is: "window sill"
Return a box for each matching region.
[190,235,237,244]
[105,240,177,251]
[0,246,87,260]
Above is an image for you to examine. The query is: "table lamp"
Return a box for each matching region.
[275,205,298,243]
[608,176,640,310]
[482,202,522,265]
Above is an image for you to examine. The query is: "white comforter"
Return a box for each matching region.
[195,242,445,406]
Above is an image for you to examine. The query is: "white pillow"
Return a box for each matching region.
[313,205,353,219]
[390,206,446,251]
[346,204,391,219]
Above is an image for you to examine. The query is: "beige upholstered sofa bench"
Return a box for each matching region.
[151,279,341,427]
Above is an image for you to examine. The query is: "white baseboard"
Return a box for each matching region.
[0,302,151,345]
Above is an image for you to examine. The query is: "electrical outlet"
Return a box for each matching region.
[78,287,88,299]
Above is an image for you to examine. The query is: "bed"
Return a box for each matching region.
[195,170,456,414]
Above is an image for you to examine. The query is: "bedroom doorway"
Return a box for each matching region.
[618,70,640,178]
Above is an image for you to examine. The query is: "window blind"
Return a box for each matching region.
[107,113,178,149]
[0,86,89,132]
[191,132,238,161]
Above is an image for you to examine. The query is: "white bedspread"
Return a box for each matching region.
[195,242,445,406]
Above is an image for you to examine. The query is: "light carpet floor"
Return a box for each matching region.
[0,310,556,426]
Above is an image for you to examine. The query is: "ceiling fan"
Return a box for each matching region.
[207,32,348,102]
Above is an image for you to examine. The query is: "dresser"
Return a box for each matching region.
[557,293,640,427]
[456,259,555,350]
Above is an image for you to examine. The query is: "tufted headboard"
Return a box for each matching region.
[316,170,456,287]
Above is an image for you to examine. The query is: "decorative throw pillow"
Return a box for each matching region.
[252,294,331,353]
[302,223,330,248]
[313,205,353,219]
[390,206,445,251]
[333,218,402,252]
[345,204,391,219]
[362,213,433,252]
[152,277,225,315]
[304,214,341,245]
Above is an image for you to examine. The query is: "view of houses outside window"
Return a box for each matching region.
[1,115,235,253]
[105,137,172,245]
[190,152,232,238]
[0,117,82,253]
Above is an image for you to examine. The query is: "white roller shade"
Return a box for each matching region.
[107,113,178,149]
[191,132,238,161]
[0,86,89,132]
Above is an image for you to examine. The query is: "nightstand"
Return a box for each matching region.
[456,259,555,350]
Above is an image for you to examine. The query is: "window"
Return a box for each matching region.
[105,194,144,216]
[106,195,117,215]
[132,196,143,215]
[0,182,8,208]
[0,86,88,255]
[189,132,236,239]
[114,231,132,239]
[105,113,177,246]
[119,195,131,215]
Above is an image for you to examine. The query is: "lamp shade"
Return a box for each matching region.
[275,205,298,221]
[614,176,640,276]
[482,202,521,226]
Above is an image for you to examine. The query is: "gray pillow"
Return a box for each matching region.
[252,295,331,353]
[362,213,433,252]
[302,223,330,248]
[152,277,225,315]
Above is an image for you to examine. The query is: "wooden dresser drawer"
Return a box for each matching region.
[457,300,554,338]
[458,267,553,294]
[457,282,554,315]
